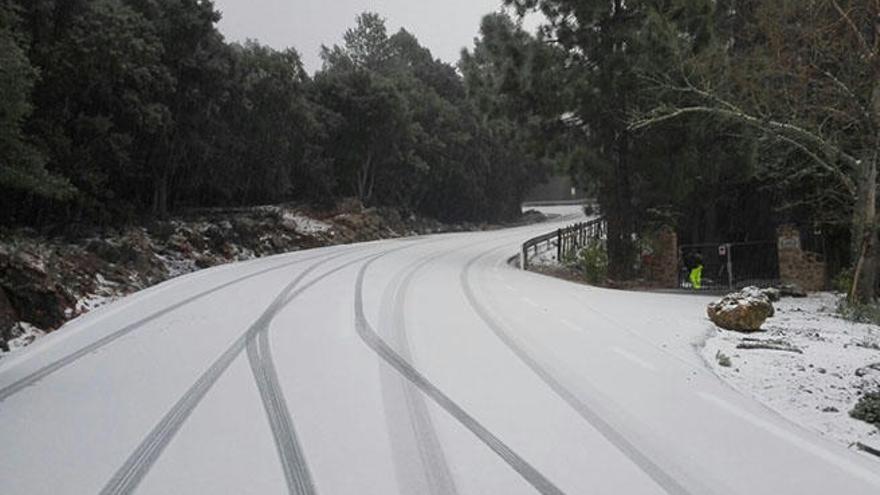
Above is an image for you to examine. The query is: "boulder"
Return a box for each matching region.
[779,283,807,298]
[0,247,76,330]
[0,288,19,352]
[761,287,781,302]
[707,287,775,332]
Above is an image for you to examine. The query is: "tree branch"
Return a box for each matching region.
[629,105,858,196]
[831,0,876,61]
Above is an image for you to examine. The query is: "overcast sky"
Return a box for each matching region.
[212,0,541,74]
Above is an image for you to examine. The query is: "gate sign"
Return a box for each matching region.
[778,235,800,250]
[718,245,727,256]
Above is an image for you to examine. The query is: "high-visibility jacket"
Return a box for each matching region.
[689,265,703,289]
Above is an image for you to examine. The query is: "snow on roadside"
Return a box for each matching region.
[701,292,880,451]
[0,323,45,357]
[75,274,122,314]
[282,212,332,234]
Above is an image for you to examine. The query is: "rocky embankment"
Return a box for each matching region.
[0,203,545,355]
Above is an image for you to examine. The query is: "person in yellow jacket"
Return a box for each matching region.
[689,262,703,289]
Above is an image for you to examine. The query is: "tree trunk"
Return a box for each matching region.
[607,129,636,279]
[851,157,878,303]
[852,73,880,303]
[152,171,169,218]
[357,151,374,206]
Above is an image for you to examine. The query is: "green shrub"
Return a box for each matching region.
[851,392,880,430]
[837,298,880,325]
[576,240,608,285]
[832,268,853,294]
[715,351,732,367]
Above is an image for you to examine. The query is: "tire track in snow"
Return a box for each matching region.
[247,326,314,495]
[377,246,461,495]
[354,249,566,495]
[100,247,383,495]
[242,242,400,495]
[460,246,699,495]
[0,250,339,402]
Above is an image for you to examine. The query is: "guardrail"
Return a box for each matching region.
[520,217,606,270]
[521,199,593,207]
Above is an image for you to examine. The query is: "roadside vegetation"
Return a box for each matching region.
[0,2,561,229]
[851,392,880,431]
[571,240,608,285]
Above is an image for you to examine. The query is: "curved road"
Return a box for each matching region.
[1,207,878,494]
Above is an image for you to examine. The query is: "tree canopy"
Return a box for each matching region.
[0,4,552,226]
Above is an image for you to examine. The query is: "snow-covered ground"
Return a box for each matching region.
[2,323,44,354]
[0,205,494,358]
[2,204,879,494]
[702,293,880,451]
[282,212,333,234]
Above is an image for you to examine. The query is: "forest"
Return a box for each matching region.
[0,0,555,226]
[2,0,879,302]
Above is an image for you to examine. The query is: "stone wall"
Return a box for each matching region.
[642,226,679,288]
[777,225,826,291]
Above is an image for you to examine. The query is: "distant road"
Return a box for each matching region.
[521,199,593,207]
[1,205,878,494]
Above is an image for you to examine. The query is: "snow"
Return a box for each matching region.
[702,292,880,450]
[283,212,333,234]
[154,251,200,278]
[2,207,880,494]
[75,274,122,314]
[0,323,45,357]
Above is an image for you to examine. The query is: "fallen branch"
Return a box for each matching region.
[736,338,803,354]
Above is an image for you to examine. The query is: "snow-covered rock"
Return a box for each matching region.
[762,287,782,302]
[282,212,332,234]
[707,286,775,332]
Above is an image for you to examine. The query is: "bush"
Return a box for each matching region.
[583,203,595,216]
[851,392,880,430]
[837,298,880,325]
[832,268,853,294]
[575,239,608,285]
[715,351,732,367]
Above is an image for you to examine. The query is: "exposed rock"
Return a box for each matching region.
[762,287,782,302]
[707,287,775,332]
[0,244,76,330]
[0,288,19,352]
[855,363,880,378]
[779,283,808,298]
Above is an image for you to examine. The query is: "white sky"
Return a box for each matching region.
[211,0,542,73]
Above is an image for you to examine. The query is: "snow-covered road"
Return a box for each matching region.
[1,208,878,495]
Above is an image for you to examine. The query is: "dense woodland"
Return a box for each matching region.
[0,0,555,226]
[2,0,879,301]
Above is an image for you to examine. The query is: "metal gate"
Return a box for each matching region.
[679,241,779,290]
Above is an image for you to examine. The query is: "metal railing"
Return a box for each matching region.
[521,218,606,270]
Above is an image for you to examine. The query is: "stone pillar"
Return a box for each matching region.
[777,225,826,291]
